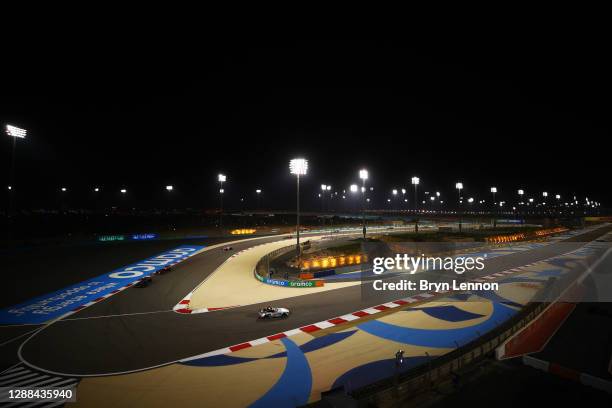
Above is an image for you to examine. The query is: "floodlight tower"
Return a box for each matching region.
[359,169,368,239]
[256,189,262,210]
[456,182,463,232]
[411,176,419,212]
[5,124,27,219]
[290,158,308,259]
[490,187,497,208]
[218,174,227,227]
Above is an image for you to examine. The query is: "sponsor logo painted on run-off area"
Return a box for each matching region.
[0,245,204,325]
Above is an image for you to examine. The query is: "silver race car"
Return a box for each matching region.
[258,307,290,319]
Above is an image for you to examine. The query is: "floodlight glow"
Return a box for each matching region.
[120,189,127,194]
[430,196,435,201]
[490,187,497,193]
[529,198,534,203]
[359,169,368,180]
[321,184,327,191]
[6,125,26,139]
[392,189,398,195]
[518,189,524,195]
[436,191,440,197]
[401,188,406,194]
[219,188,224,194]
[256,189,262,194]
[289,158,308,175]
[455,182,463,190]
[555,194,560,199]
[218,174,226,183]
[326,185,331,191]
[166,185,173,191]
[543,191,548,197]
[61,187,67,192]
[350,184,358,193]
[8,185,12,190]
[468,197,474,203]
[411,176,420,185]
[94,187,100,192]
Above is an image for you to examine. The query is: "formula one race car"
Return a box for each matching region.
[258,307,290,319]
[155,266,173,275]
[222,246,233,251]
[134,276,153,288]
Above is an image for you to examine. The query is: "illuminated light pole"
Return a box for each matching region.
[456,182,463,232]
[218,174,226,227]
[320,184,327,212]
[290,158,308,259]
[490,187,498,227]
[518,189,524,207]
[256,189,262,210]
[411,176,419,212]
[359,169,369,239]
[5,124,27,220]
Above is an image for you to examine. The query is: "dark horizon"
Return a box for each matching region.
[2,40,610,210]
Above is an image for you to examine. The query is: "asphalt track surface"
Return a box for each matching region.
[13,225,612,376]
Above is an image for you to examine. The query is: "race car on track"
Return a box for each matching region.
[258,307,290,319]
[134,276,153,288]
[155,266,173,275]
[222,246,233,251]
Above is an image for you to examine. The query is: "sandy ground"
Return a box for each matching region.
[187,236,360,309]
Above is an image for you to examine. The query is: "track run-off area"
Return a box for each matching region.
[1,224,611,407]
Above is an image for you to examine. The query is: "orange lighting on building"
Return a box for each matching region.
[301,254,368,271]
[231,229,257,235]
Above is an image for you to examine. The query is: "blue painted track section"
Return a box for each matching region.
[0,245,204,325]
[358,302,517,348]
[249,337,312,408]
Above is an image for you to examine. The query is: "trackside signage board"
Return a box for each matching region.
[256,273,324,288]
[0,245,204,325]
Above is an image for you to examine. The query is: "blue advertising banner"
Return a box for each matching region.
[0,245,205,325]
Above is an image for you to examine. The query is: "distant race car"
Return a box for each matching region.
[155,266,173,275]
[258,307,290,319]
[134,276,153,288]
[222,246,233,251]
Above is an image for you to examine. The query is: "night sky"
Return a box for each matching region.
[1,39,610,210]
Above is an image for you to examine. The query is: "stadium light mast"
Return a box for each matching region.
[5,124,27,219]
[218,174,226,227]
[411,176,419,212]
[456,182,464,232]
[290,158,308,259]
[359,169,368,239]
[256,189,262,210]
